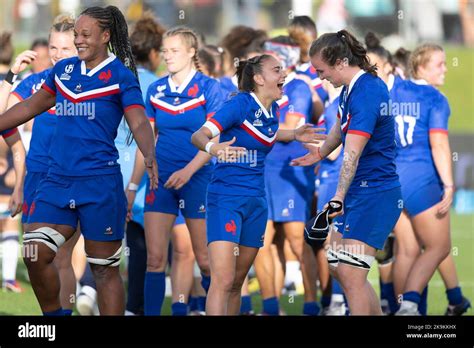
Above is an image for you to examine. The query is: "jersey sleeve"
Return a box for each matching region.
[429,93,450,134]
[287,81,312,121]
[204,78,225,119]
[346,89,381,138]
[120,69,145,113]
[41,67,57,96]
[11,74,35,101]
[144,84,156,123]
[203,96,244,137]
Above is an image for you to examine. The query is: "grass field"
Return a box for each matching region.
[1,212,472,315]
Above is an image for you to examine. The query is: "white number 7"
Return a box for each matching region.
[395,115,417,147]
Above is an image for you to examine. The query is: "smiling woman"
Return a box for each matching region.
[191,54,325,315]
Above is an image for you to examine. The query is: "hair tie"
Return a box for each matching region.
[337,31,345,40]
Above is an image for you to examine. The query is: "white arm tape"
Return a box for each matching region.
[203,121,221,137]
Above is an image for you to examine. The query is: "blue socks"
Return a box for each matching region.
[332,278,343,294]
[43,308,64,316]
[303,301,320,316]
[403,291,421,305]
[63,309,73,316]
[200,274,211,293]
[198,296,206,312]
[189,296,198,312]
[321,296,331,309]
[446,286,463,306]
[240,295,252,314]
[171,302,188,316]
[262,297,279,315]
[144,271,166,315]
[381,281,398,314]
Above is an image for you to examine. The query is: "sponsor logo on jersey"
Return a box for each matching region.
[74,84,82,92]
[255,108,262,118]
[360,180,368,187]
[253,119,263,127]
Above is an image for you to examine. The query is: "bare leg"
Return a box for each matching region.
[85,239,125,315]
[254,221,277,299]
[170,223,194,306]
[23,223,75,313]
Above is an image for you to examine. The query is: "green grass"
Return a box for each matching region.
[1,213,472,315]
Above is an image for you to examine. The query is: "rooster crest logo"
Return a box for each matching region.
[99,69,112,83]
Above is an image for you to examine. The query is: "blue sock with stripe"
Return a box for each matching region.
[240,295,252,314]
[303,301,320,315]
[144,271,166,315]
[418,286,428,315]
[446,286,463,306]
[171,302,188,316]
[43,308,64,316]
[262,297,279,315]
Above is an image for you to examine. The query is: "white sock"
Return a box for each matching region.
[285,260,302,286]
[2,231,20,281]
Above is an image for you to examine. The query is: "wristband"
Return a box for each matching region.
[128,183,139,191]
[4,70,17,85]
[205,142,215,154]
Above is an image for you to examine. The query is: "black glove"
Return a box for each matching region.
[304,200,343,247]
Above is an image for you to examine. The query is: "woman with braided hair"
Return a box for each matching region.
[0,5,158,315]
[128,26,225,315]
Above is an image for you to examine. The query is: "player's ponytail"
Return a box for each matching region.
[365,32,392,67]
[80,6,138,77]
[309,29,377,76]
[235,54,272,92]
[164,26,202,73]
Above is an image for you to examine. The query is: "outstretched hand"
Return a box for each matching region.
[295,124,326,144]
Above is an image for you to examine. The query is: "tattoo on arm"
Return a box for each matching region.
[336,150,359,199]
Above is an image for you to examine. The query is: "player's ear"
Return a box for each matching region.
[188,47,196,59]
[101,29,110,46]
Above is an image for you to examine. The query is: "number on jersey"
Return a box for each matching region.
[395,115,417,147]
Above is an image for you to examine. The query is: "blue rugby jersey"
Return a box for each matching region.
[338,71,399,193]
[41,54,144,176]
[204,92,280,196]
[145,70,224,176]
[12,68,55,173]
